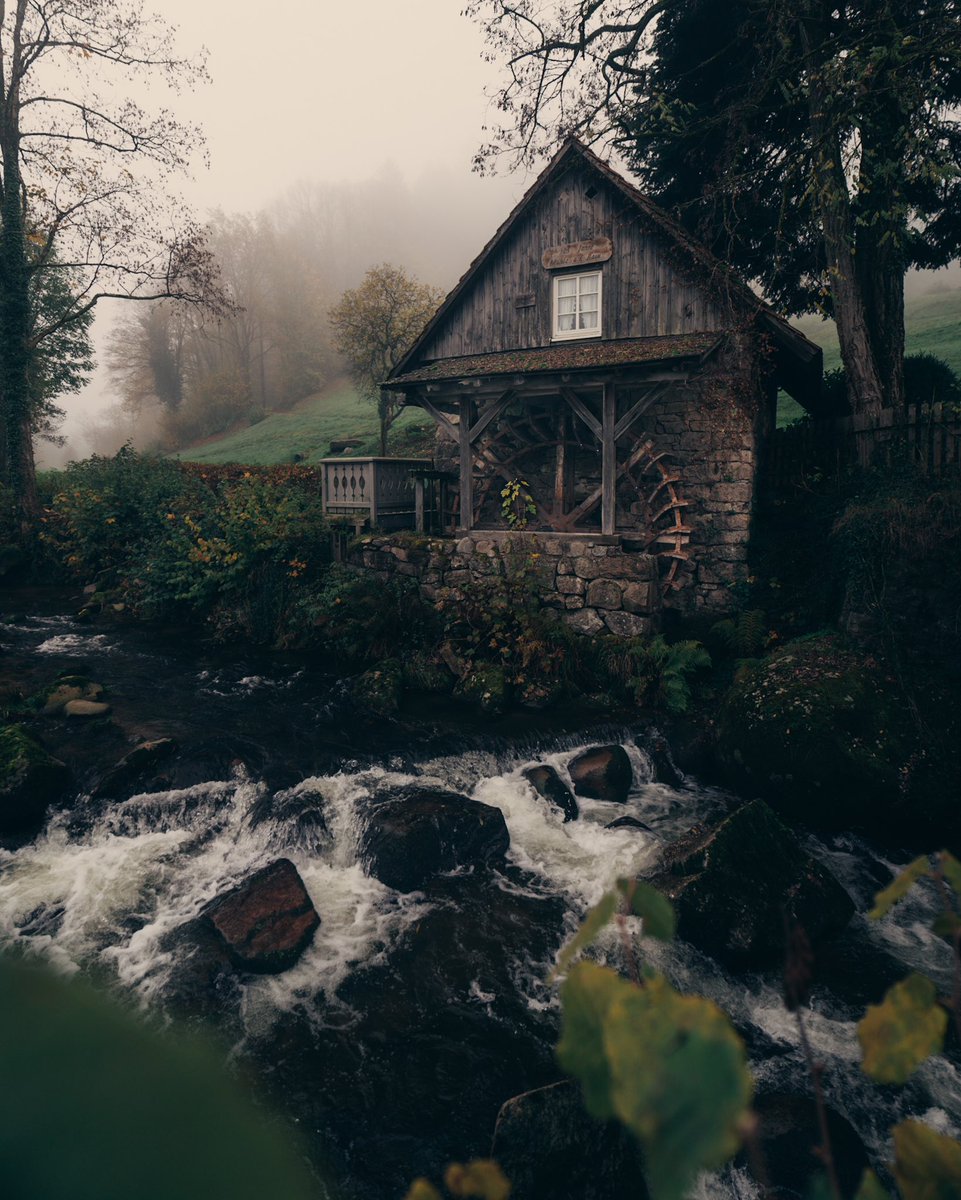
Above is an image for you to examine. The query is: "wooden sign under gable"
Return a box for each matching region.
[542,236,613,270]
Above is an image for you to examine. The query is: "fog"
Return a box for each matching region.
[43,0,529,465]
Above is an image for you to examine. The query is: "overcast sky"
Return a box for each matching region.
[51,0,530,462]
[165,0,515,209]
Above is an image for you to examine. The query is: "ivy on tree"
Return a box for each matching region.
[0,0,226,536]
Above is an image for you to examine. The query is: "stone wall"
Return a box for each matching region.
[347,531,661,638]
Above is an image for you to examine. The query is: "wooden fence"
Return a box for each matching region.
[765,402,961,488]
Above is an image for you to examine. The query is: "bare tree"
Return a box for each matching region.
[0,0,225,534]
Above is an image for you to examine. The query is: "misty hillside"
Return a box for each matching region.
[181,286,961,462]
[176,377,435,466]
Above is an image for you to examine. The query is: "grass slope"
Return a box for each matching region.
[181,290,961,456]
[779,285,961,425]
[177,377,435,466]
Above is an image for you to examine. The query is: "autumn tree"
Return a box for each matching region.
[467,0,961,417]
[0,0,223,534]
[329,264,442,455]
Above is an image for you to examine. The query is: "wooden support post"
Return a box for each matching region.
[554,406,573,517]
[601,383,616,535]
[459,397,474,531]
[414,476,425,533]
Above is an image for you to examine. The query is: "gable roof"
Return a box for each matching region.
[388,138,824,409]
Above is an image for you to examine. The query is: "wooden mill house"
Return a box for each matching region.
[365,139,823,626]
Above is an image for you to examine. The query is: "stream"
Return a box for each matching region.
[1,600,959,1198]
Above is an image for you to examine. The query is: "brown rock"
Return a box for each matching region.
[568,745,633,803]
[202,858,320,974]
[522,765,578,822]
[63,699,112,718]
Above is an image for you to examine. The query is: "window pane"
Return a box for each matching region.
[559,313,576,331]
[579,310,598,329]
[557,278,577,297]
[578,275,599,298]
[558,296,577,315]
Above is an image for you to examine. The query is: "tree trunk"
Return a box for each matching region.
[799,4,886,421]
[0,61,39,539]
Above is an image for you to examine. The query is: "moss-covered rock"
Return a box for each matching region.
[352,658,403,717]
[457,664,509,716]
[716,635,914,831]
[0,725,73,835]
[649,799,854,968]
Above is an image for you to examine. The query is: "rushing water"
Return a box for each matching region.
[1,605,959,1198]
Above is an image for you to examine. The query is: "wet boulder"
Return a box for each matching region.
[568,745,633,803]
[605,816,654,834]
[91,738,178,799]
[361,787,510,892]
[491,1081,647,1200]
[200,858,320,974]
[41,677,104,716]
[63,699,111,718]
[523,765,578,822]
[0,725,72,835]
[648,800,854,968]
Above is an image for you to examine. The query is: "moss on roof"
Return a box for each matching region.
[388,333,722,387]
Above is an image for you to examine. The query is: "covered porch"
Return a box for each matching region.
[385,335,723,584]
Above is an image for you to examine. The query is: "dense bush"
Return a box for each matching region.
[40,448,331,642]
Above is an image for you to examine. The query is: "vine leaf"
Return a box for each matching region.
[869,856,931,919]
[892,1120,961,1200]
[617,879,676,942]
[852,1169,890,1200]
[939,851,961,899]
[404,1182,442,1200]
[553,891,617,977]
[444,1160,511,1200]
[858,973,947,1083]
[558,963,752,1200]
[556,961,627,1120]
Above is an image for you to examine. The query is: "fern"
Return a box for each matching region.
[710,609,770,658]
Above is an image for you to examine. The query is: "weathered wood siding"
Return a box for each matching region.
[417,159,730,362]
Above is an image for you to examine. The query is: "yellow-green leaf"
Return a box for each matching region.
[404,1181,442,1200]
[893,1120,961,1200]
[858,973,947,1083]
[939,851,961,900]
[556,961,633,1121]
[870,856,931,919]
[553,891,617,976]
[617,879,676,942]
[444,1160,511,1200]
[853,1168,892,1200]
[602,974,752,1200]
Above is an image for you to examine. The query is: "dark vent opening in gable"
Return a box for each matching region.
[585,185,598,199]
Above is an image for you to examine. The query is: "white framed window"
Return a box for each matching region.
[552,270,602,340]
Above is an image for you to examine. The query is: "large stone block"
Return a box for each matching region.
[562,608,605,636]
[556,575,585,596]
[586,579,622,610]
[621,581,652,614]
[603,611,651,637]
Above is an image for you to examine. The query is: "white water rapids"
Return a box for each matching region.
[1,613,959,1196]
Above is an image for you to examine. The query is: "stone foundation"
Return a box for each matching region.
[347,531,661,637]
